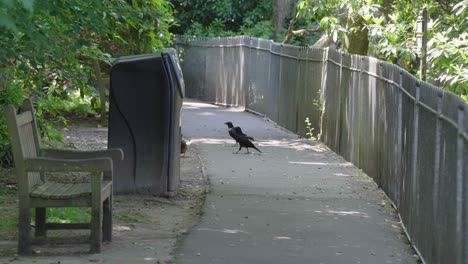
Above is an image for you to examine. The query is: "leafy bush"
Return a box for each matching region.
[171,0,273,38]
[426,1,468,97]
[292,0,467,98]
[241,20,274,39]
[0,0,174,164]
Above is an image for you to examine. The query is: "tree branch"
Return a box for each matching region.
[282,4,299,44]
[291,25,321,37]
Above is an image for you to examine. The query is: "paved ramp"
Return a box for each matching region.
[176,100,417,264]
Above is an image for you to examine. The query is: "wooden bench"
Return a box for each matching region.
[4,98,123,254]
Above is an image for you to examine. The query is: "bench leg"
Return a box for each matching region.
[35,207,46,237]
[102,195,112,242]
[18,206,32,255]
[90,204,103,253]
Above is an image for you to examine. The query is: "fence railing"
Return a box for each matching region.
[175,35,468,264]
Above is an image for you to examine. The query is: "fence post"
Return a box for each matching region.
[464,104,468,264]
[409,81,421,237]
[295,48,302,134]
[416,7,428,81]
[396,70,404,207]
[245,37,253,108]
[378,61,384,184]
[319,47,329,141]
[267,40,273,118]
[335,51,344,153]
[357,56,365,167]
[432,89,443,260]
[456,103,465,264]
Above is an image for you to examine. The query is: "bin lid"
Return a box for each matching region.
[163,48,185,98]
[113,49,185,98]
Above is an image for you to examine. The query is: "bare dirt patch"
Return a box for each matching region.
[0,123,208,264]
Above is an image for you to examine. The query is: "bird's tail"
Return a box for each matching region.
[253,145,261,153]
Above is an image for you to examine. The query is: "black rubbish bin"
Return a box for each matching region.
[108,48,185,196]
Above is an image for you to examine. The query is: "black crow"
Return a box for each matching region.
[236,136,261,154]
[224,122,254,146]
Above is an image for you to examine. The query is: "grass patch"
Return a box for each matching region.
[1,188,91,221]
[42,208,91,223]
[0,187,92,229]
[0,219,17,229]
[0,187,12,196]
[0,248,16,257]
[0,187,17,230]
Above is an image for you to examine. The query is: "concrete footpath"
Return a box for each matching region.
[176,100,417,264]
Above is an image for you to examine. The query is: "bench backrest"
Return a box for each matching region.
[5,99,43,190]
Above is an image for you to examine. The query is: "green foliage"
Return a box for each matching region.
[1,185,90,228]
[294,0,467,98]
[185,20,236,37]
[428,31,468,94]
[240,20,274,40]
[171,0,273,38]
[292,0,348,44]
[0,219,16,229]
[0,187,16,229]
[426,1,468,94]
[44,208,91,223]
[27,207,91,224]
[0,0,174,164]
[369,0,467,97]
[368,14,418,71]
[304,117,318,140]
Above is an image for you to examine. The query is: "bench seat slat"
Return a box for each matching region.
[66,183,88,199]
[31,181,112,200]
[32,182,60,198]
[50,183,76,199]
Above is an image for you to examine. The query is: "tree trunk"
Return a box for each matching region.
[381,0,393,23]
[273,0,296,41]
[344,15,369,55]
[92,60,107,126]
[281,1,322,45]
[311,34,332,48]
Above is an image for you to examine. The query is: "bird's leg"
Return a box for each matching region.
[245,148,250,154]
[235,146,242,154]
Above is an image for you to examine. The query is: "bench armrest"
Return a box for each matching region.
[40,148,124,162]
[24,157,113,173]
